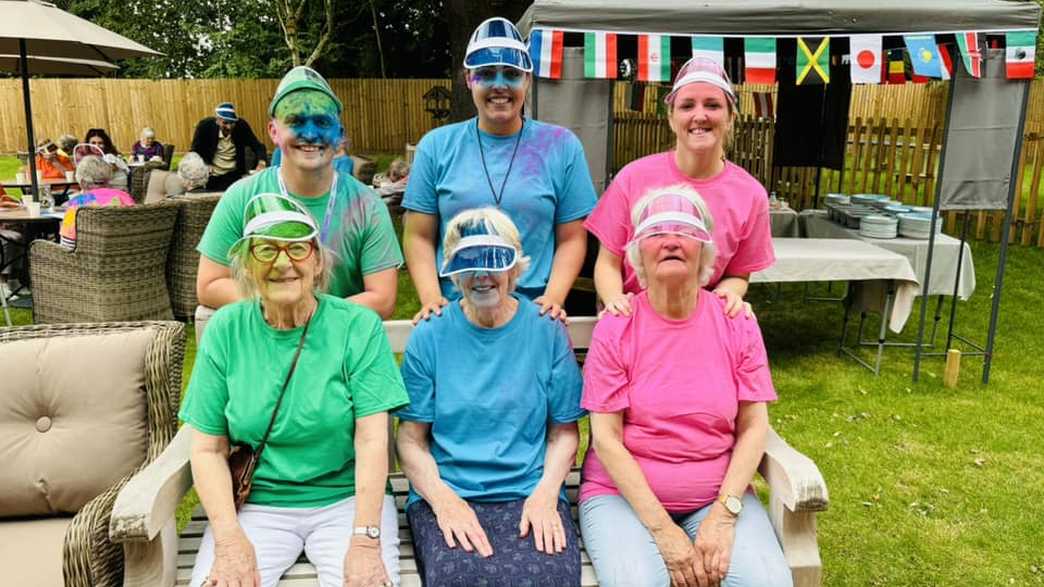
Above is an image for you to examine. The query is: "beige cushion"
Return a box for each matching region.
[0,329,155,517]
[0,516,72,586]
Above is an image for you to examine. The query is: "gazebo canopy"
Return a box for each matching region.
[518,0,1041,37]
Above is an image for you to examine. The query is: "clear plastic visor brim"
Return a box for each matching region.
[464,47,533,72]
[440,245,518,277]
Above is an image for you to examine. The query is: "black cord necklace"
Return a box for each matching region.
[476,118,524,208]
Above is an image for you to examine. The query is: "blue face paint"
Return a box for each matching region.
[274,90,344,148]
[469,66,526,89]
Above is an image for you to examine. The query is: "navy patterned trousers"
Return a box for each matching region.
[406,498,581,586]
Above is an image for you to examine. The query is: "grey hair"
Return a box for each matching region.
[141,127,156,139]
[177,152,210,190]
[229,237,333,298]
[442,207,530,293]
[75,155,112,189]
[58,134,78,152]
[387,158,410,182]
[625,184,717,289]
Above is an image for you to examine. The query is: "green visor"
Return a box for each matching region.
[228,193,319,257]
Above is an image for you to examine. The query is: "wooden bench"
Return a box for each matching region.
[110,316,829,586]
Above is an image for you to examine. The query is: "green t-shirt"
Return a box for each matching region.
[179,293,409,507]
[197,167,404,298]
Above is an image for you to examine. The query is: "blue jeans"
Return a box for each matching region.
[579,493,792,587]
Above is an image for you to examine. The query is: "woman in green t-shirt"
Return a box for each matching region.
[180,193,409,587]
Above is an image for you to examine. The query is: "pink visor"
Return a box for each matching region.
[630,192,713,244]
[664,57,736,106]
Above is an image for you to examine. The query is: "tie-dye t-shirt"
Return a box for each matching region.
[197,167,403,298]
[60,188,135,248]
[403,117,597,300]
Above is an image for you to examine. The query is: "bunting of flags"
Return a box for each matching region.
[744,38,776,84]
[584,32,618,79]
[529,29,563,79]
[528,28,1037,83]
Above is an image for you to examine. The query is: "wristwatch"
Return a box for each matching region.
[719,494,743,517]
[353,526,381,539]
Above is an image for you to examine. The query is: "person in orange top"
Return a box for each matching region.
[33,138,75,179]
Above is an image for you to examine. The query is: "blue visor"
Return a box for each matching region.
[440,235,518,277]
[464,46,533,72]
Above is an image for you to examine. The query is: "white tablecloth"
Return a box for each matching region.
[753,238,920,332]
[801,212,976,299]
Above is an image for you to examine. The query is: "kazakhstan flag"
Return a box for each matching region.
[903,35,944,78]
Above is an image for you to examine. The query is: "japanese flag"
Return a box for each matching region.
[850,34,883,84]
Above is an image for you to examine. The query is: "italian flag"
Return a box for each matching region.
[584,32,618,79]
[956,32,982,78]
[529,28,563,79]
[1006,31,1036,79]
[638,34,671,82]
[692,36,724,68]
[744,37,776,84]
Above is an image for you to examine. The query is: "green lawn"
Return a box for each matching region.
[4,170,1043,584]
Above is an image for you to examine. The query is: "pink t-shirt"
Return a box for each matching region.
[579,291,777,512]
[585,153,775,292]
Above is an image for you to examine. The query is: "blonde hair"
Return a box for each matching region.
[626,184,717,289]
[229,237,333,298]
[442,208,531,291]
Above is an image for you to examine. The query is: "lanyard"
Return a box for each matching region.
[276,168,338,246]
[476,118,524,208]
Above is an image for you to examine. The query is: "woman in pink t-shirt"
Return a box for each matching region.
[579,186,790,587]
[586,57,774,319]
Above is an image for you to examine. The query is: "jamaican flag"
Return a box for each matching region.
[796,37,829,84]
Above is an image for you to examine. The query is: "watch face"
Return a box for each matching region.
[725,495,743,515]
[366,526,381,539]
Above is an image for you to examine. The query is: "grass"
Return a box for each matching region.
[5,158,1044,584]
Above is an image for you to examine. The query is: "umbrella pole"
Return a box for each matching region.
[19,39,39,201]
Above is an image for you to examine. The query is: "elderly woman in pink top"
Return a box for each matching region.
[586,57,774,319]
[579,186,790,587]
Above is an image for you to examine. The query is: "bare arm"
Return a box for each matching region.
[403,211,449,321]
[540,220,587,307]
[352,411,391,528]
[713,274,752,319]
[593,245,633,316]
[532,421,579,499]
[196,255,242,309]
[717,401,768,500]
[347,267,398,319]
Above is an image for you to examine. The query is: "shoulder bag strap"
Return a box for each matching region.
[255,310,313,454]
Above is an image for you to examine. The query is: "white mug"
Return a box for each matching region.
[36,170,44,183]
[65,170,76,182]
[25,201,41,216]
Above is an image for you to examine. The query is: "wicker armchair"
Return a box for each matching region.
[30,202,180,324]
[166,194,221,320]
[161,144,175,170]
[129,161,167,204]
[0,321,185,587]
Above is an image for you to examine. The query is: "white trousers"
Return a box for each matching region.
[190,494,401,587]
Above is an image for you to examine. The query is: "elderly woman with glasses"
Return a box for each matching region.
[59,155,135,249]
[131,126,165,162]
[180,193,409,587]
[396,207,585,586]
[579,186,791,587]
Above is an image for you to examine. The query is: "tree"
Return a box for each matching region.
[274,0,335,68]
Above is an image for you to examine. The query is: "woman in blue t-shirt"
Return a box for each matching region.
[402,17,597,323]
[396,207,585,586]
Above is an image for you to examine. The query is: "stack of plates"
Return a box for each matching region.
[825,193,850,206]
[870,198,902,210]
[884,204,912,215]
[897,213,943,239]
[852,194,889,206]
[908,206,934,215]
[859,214,899,238]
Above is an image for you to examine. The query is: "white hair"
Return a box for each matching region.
[141,127,156,139]
[625,184,717,289]
[177,152,210,190]
[442,207,531,292]
[75,155,112,189]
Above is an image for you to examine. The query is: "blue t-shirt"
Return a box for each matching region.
[396,296,585,505]
[403,117,598,300]
[272,147,354,176]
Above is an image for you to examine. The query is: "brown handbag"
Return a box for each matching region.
[228,314,312,510]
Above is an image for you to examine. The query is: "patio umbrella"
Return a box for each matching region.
[0,0,161,199]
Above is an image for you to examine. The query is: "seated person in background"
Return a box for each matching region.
[84,128,130,191]
[57,134,78,159]
[374,158,409,195]
[131,127,165,162]
[144,152,210,203]
[578,185,790,587]
[271,136,354,176]
[60,155,135,249]
[191,101,269,192]
[33,138,75,179]
[396,207,585,586]
[195,67,402,318]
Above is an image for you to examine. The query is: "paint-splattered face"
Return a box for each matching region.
[467,65,529,130]
[269,90,344,171]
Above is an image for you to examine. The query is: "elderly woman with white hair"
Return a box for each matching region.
[59,155,135,249]
[579,185,791,587]
[396,207,585,586]
[132,126,165,162]
[181,193,409,587]
[144,152,211,203]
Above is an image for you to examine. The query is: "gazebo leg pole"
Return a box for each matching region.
[20,39,39,201]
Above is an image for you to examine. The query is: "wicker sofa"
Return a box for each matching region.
[166,194,221,321]
[30,202,180,324]
[0,321,185,586]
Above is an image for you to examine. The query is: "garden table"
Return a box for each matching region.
[0,206,62,308]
